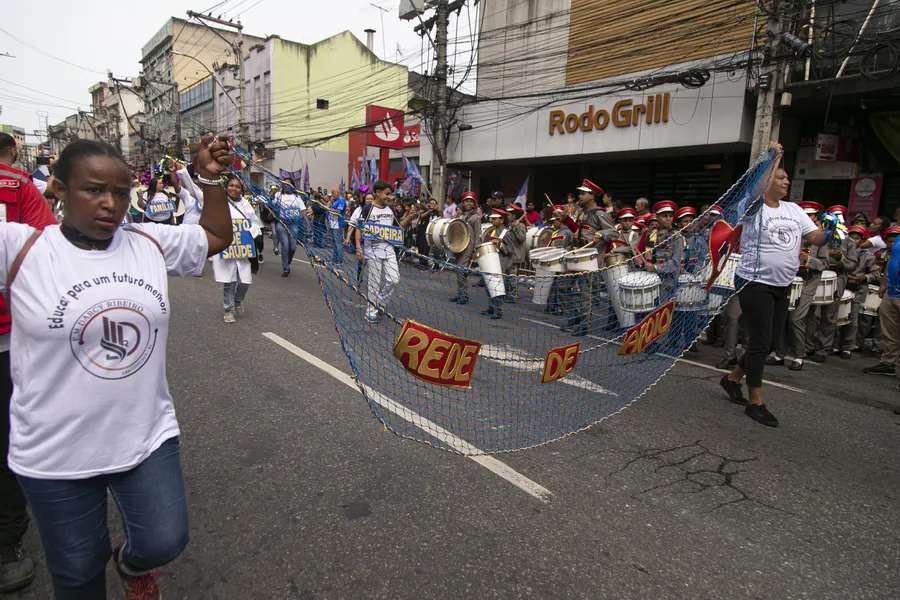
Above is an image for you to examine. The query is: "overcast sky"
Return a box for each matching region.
[1,0,475,141]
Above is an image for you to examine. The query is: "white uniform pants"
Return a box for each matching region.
[365,253,400,319]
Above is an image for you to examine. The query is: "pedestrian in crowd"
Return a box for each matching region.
[214,176,263,323]
[328,187,346,266]
[443,196,457,219]
[353,180,416,324]
[525,201,542,226]
[173,162,204,226]
[0,134,232,599]
[0,132,59,594]
[719,149,827,427]
[139,168,189,225]
[859,215,890,251]
[272,179,307,277]
[635,197,650,217]
[347,191,374,285]
[481,191,505,224]
[565,192,581,221]
[863,226,900,377]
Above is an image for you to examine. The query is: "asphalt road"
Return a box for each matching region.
[12,246,900,600]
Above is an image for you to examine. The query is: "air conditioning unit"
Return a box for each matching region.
[399,0,424,20]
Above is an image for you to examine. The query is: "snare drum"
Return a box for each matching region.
[604,253,628,268]
[533,248,566,305]
[836,290,854,326]
[525,226,552,249]
[475,242,505,298]
[618,272,660,313]
[563,249,600,272]
[813,270,837,305]
[788,276,803,311]
[675,274,706,311]
[861,285,882,316]
[713,253,741,290]
[427,217,470,253]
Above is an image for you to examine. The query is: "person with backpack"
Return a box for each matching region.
[352,180,416,323]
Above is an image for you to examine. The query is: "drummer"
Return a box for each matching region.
[481,208,512,319]
[810,204,859,363]
[834,225,879,359]
[616,208,639,252]
[505,204,528,301]
[642,201,684,304]
[675,206,705,274]
[544,215,571,315]
[552,179,618,336]
[448,191,482,305]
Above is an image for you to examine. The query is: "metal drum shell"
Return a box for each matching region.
[813,270,838,305]
[836,290,854,326]
[427,217,470,253]
[618,272,661,313]
[563,249,600,272]
[861,285,882,316]
[525,226,552,249]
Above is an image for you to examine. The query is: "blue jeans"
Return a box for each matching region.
[329,227,344,265]
[274,221,298,272]
[17,436,189,599]
[223,280,250,312]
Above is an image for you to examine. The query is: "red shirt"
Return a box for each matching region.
[526,211,541,225]
[0,163,57,335]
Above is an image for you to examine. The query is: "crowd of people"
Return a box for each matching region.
[1,130,900,598]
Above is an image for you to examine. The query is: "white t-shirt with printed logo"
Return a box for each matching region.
[352,204,398,259]
[0,222,208,479]
[737,200,818,288]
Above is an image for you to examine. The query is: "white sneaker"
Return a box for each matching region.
[235,301,244,316]
[224,312,236,323]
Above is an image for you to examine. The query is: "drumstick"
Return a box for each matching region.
[544,193,552,205]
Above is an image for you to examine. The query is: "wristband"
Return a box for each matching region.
[197,175,225,186]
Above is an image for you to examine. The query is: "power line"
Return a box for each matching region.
[0,27,106,74]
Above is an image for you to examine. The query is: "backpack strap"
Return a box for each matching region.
[123,227,164,257]
[5,229,42,305]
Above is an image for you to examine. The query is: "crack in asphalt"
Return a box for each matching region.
[599,440,792,515]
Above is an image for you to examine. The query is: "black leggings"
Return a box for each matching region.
[736,277,790,388]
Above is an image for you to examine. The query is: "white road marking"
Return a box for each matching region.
[292,258,312,265]
[481,344,614,395]
[521,317,807,394]
[262,332,554,503]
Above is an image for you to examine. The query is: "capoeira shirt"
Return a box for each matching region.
[0,222,208,479]
[353,204,399,260]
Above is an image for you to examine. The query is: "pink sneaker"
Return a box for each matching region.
[113,543,162,600]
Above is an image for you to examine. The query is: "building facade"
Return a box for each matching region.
[446,0,761,207]
[216,31,415,190]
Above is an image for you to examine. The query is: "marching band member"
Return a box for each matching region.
[505,204,528,301]
[214,176,263,323]
[810,205,859,362]
[767,201,827,371]
[353,180,416,324]
[863,226,900,373]
[555,179,617,336]
[835,226,879,359]
[448,191,481,305]
[640,201,683,304]
[647,213,659,231]
[720,156,827,427]
[616,208,639,253]
[544,214,573,315]
[674,206,703,352]
[480,208,512,319]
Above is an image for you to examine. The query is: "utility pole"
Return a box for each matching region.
[186,10,247,147]
[430,0,449,207]
[749,1,785,160]
[172,82,184,159]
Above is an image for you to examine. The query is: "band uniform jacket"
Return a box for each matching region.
[647,226,684,277]
[484,224,516,273]
[848,250,878,303]
[574,206,617,255]
[508,220,527,264]
[457,209,481,256]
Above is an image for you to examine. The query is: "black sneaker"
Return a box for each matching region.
[789,358,803,371]
[839,350,851,360]
[0,542,35,593]
[719,375,746,405]
[745,403,779,427]
[863,363,896,376]
[765,354,784,366]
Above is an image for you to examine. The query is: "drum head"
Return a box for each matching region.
[447,220,470,253]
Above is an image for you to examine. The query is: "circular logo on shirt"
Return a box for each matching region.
[763,218,800,252]
[69,300,158,380]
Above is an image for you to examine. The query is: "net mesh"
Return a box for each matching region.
[228,148,779,455]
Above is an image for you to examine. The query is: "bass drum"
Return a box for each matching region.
[427,217,470,253]
[525,226,552,249]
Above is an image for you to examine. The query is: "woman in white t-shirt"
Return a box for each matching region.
[271,180,308,277]
[719,145,828,427]
[1,135,233,598]
[213,177,263,323]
